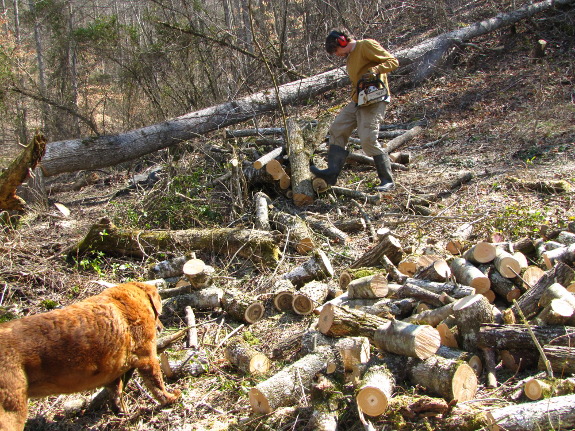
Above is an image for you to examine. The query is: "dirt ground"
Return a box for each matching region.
[1,5,574,431]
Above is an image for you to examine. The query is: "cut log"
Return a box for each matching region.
[539,282,575,310]
[265,158,288,180]
[406,355,478,402]
[403,278,475,299]
[535,298,574,326]
[396,282,451,308]
[477,323,574,351]
[557,231,575,246]
[512,262,575,319]
[148,255,190,279]
[224,337,270,375]
[522,265,546,290]
[404,302,455,327]
[524,377,575,401]
[462,242,497,264]
[309,375,344,431]
[292,281,330,315]
[542,243,575,269]
[450,257,490,294]
[185,306,198,348]
[282,249,334,286]
[355,297,416,319]
[436,345,483,377]
[486,393,575,431]
[328,186,381,204]
[445,222,473,255]
[270,209,315,254]
[317,304,389,340]
[384,125,423,153]
[254,191,271,231]
[162,286,223,315]
[306,216,349,243]
[221,288,265,324]
[253,146,283,169]
[494,248,521,278]
[339,267,382,290]
[482,347,498,389]
[373,319,441,359]
[183,258,215,290]
[350,233,404,268]
[356,365,395,417]
[300,331,371,372]
[540,345,575,375]
[500,349,539,372]
[332,217,366,233]
[70,218,280,266]
[347,274,389,299]
[272,279,296,312]
[453,294,496,352]
[436,322,459,349]
[248,345,337,414]
[481,265,521,303]
[159,349,208,378]
[286,118,315,206]
[414,259,451,282]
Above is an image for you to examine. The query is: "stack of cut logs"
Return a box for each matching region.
[147,222,575,430]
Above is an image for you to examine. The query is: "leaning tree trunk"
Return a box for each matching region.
[36,0,574,178]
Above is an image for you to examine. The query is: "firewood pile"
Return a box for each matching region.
[129,217,575,430]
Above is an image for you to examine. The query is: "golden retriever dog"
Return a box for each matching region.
[0,282,180,431]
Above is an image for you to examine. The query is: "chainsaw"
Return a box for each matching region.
[356,73,389,106]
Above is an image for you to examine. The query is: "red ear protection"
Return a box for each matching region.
[336,35,348,47]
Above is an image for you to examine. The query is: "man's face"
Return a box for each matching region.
[333,46,348,58]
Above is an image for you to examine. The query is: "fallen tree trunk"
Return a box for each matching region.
[69,217,280,266]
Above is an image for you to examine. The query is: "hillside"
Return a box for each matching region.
[1,2,574,431]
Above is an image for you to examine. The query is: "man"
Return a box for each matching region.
[311,30,399,191]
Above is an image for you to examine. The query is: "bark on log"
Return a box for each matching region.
[286,118,316,207]
[403,278,475,299]
[224,337,270,375]
[398,255,440,277]
[486,393,575,431]
[0,132,46,211]
[557,231,575,246]
[396,282,451,308]
[148,255,190,280]
[162,286,223,315]
[324,186,381,204]
[480,265,521,303]
[477,323,575,351]
[248,345,338,414]
[539,345,575,375]
[406,355,478,402]
[254,191,271,231]
[356,365,395,417]
[383,126,423,153]
[183,258,215,290]
[500,349,540,372]
[414,259,451,282]
[512,262,575,319]
[332,217,366,233]
[160,349,208,378]
[535,298,574,326]
[404,302,455,327]
[270,209,315,254]
[185,306,198,348]
[339,268,382,290]
[453,294,496,352]
[305,216,349,244]
[70,218,280,266]
[543,243,575,269]
[221,288,265,324]
[300,331,370,372]
[292,281,330,315]
[524,377,575,401]
[317,304,389,340]
[350,233,404,268]
[347,274,389,299]
[436,345,483,377]
[253,147,284,170]
[373,319,441,359]
[450,257,491,294]
[282,249,334,286]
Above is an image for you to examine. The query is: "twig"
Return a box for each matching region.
[214,324,245,352]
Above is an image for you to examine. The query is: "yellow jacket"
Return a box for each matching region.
[346,39,399,103]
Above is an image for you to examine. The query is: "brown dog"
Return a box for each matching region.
[0,282,180,431]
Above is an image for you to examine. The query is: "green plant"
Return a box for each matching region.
[41,299,59,310]
[76,251,107,277]
[488,203,548,238]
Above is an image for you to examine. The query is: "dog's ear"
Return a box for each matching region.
[147,292,162,319]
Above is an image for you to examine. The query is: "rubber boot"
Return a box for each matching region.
[310,145,349,185]
[373,153,395,191]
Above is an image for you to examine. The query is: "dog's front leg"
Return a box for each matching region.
[136,359,181,406]
[0,367,28,431]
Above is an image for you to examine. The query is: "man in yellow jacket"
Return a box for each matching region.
[311,30,399,191]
